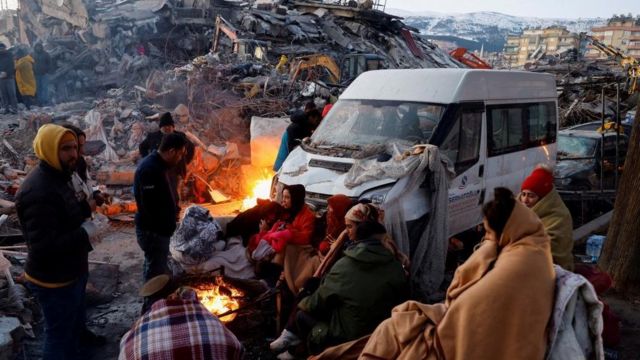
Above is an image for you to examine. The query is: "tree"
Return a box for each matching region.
[599,99,640,293]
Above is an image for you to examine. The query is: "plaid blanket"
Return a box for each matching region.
[119,298,244,360]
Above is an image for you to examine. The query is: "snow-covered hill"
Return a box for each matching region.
[388,9,606,52]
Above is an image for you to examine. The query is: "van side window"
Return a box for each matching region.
[527,103,557,145]
[487,102,557,157]
[440,108,482,174]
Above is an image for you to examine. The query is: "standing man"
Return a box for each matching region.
[0,43,18,114]
[33,43,53,106]
[15,48,36,109]
[138,112,194,201]
[16,124,100,360]
[134,133,188,285]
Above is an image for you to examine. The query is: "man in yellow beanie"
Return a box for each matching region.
[16,124,102,360]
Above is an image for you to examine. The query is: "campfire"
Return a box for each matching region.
[195,276,245,323]
[241,170,274,211]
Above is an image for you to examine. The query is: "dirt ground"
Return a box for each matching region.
[14,221,640,360]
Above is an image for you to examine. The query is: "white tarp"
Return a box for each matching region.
[344,144,455,300]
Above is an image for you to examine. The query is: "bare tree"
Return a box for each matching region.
[599,100,640,293]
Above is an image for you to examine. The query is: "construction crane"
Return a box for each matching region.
[581,33,639,94]
[213,15,239,53]
[449,48,492,69]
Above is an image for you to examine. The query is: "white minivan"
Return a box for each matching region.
[273,69,558,240]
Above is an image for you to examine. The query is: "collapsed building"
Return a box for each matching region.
[0,0,460,230]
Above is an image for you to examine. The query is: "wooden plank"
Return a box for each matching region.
[573,210,613,241]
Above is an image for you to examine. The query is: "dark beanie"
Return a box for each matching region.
[159,112,174,127]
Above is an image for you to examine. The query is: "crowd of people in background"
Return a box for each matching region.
[0,42,53,114]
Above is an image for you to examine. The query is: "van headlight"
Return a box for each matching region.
[359,186,393,205]
[555,178,572,187]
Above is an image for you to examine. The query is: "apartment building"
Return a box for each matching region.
[587,18,640,59]
[503,26,580,67]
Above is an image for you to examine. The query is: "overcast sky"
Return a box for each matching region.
[385,0,640,19]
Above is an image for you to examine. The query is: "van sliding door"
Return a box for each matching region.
[439,103,486,236]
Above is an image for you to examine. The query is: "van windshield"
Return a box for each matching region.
[309,100,447,152]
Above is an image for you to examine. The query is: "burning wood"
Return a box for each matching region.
[194,276,244,323]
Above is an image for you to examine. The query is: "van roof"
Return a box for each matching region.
[340,69,557,104]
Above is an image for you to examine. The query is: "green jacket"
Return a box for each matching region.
[532,188,574,271]
[298,239,408,344]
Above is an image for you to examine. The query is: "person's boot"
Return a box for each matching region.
[269,329,301,353]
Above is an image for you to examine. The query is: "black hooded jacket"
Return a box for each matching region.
[0,49,15,78]
[286,111,313,152]
[16,162,93,283]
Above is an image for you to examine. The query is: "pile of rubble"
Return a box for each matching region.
[527,58,637,128]
[0,0,461,209]
[14,0,459,104]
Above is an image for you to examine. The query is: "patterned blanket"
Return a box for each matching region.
[119,298,243,360]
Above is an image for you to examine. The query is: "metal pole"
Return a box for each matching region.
[600,87,605,193]
[615,82,620,189]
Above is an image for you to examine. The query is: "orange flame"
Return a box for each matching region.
[241,170,274,211]
[195,277,244,323]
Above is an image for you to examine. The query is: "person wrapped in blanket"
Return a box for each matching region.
[309,188,556,360]
[269,203,409,360]
[119,284,243,360]
[250,184,315,261]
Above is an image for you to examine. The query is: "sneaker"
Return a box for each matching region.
[269,329,301,353]
[276,350,296,360]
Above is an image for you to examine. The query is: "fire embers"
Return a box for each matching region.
[195,276,245,323]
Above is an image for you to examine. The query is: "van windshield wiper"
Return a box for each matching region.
[313,143,362,151]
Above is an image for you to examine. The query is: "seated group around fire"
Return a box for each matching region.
[122,170,603,359]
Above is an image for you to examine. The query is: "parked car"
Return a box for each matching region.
[554,129,628,190]
[567,121,632,137]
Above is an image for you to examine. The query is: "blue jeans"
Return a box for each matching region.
[36,73,50,105]
[26,273,88,360]
[135,227,170,283]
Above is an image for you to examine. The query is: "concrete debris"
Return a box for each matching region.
[527,57,637,127]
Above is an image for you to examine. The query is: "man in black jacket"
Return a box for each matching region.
[33,43,53,106]
[134,132,188,285]
[139,112,194,202]
[0,43,18,114]
[16,124,101,360]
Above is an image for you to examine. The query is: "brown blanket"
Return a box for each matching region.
[313,201,555,360]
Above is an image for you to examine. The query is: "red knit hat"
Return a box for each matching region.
[521,167,554,198]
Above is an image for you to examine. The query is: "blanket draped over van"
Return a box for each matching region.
[344,144,455,300]
[311,201,555,360]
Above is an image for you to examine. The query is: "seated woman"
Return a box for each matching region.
[337,188,556,360]
[318,195,353,255]
[315,203,409,278]
[281,194,354,296]
[270,212,409,359]
[251,184,315,261]
[518,165,574,271]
